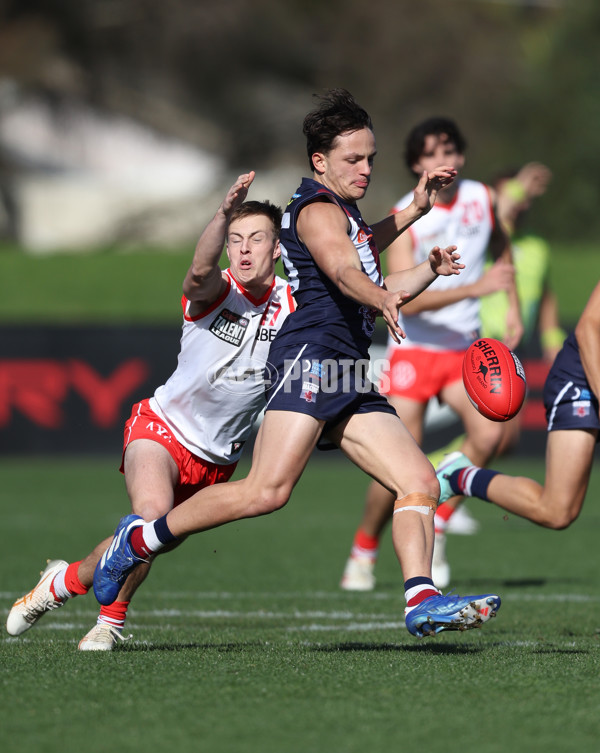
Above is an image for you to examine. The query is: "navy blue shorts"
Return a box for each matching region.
[543,362,600,435]
[265,341,395,432]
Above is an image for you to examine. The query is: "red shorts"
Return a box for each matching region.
[381,347,465,403]
[121,399,237,506]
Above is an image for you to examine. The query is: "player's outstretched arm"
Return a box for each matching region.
[370,166,457,251]
[385,246,463,300]
[183,171,256,306]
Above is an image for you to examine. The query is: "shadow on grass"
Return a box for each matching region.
[117,639,482,654]
[120,640,268,652]
[312,641,481,654]
[377,575,585,591]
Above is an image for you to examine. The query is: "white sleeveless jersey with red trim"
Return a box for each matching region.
[391,179,495,350]
[150,270,295,464]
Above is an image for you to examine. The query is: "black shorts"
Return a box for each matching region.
[543,361,600,435]
[265,341,395,433]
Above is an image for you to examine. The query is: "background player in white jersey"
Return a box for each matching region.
[341,117,523,592]
[6,172,294,650]
[93,90,502,640]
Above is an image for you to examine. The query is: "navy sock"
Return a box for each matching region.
[404,576,435,591]
[130,514,179,559]
[449,468,500,501]
[154,514,179,546]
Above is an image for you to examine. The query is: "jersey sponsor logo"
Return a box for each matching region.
[301,387,317,403]
[572,400,591,418]
[308,360,323,378]
[231,440,245,454]
[255,328,279,342]
[209,309,249,347]
[299,359,321,403]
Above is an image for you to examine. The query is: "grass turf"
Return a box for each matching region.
[1,454,600,753]
[2,241,599,325]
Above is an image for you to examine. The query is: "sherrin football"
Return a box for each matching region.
[463,338,526,422]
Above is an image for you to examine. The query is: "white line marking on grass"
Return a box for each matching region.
[287,621,406,632]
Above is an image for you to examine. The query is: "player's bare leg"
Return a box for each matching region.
[332,410,501,636]
[80,440,179,650]
[340,397,426,590]
[480,429,596,528]
[331,410,437,580]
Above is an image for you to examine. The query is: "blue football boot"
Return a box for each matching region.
[405,592,501,637]
[93,514,147,606]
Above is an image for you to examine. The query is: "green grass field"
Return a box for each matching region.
[2,454,600,753]
[4,240,600,325]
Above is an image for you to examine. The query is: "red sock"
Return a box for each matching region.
[63,561,90,595]
[434,502,455,533]
[49,560,89,600]
[351,528,379,561]
[406,587,440,608]
[98,600,130,630]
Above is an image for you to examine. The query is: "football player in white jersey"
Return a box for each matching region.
[6,171,294,650]
[341,117,524,593]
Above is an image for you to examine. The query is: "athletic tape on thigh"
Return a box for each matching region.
[393,492,437,516]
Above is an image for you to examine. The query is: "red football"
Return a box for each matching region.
[463,338,526,422]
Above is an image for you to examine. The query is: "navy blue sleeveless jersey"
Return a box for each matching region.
[548,331,588,387]
[276,177,383,359]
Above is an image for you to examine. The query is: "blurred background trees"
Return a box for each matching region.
[0,0,598,247]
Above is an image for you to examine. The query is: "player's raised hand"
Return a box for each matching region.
[412,166,457,215]
[222,171,256,215]
[429,245,463,277]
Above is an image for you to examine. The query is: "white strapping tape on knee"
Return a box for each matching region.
[393,505,433,516]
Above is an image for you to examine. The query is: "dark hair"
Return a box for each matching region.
[404,117,467,173]
[302,88,373,171]
[228,200,283,238]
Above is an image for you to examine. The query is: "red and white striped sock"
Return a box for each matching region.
[350,528,379,562]
[97,600,130,632]
[434,502,456,534]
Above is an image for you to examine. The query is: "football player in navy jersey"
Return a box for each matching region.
[435,279,600,532]
[94,89,503,638]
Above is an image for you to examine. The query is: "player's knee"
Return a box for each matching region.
[402,466,439,503]
[132,498,172,521]
[249,486,292,516]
